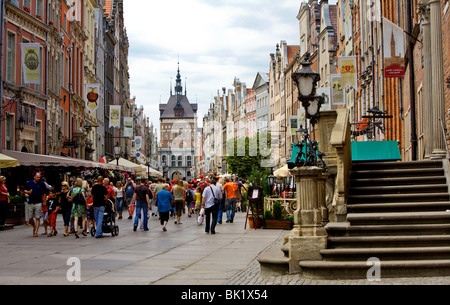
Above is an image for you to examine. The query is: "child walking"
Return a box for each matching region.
[46,189,60,237]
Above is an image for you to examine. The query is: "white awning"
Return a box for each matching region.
[2,150,134,173]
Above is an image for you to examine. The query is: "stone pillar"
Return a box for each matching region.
[418,1,432,159]
[429,0,447,159]
[288,166,327,274]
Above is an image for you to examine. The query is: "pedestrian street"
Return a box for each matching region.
[0,210,283,285]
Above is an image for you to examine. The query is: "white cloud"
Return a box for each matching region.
[124,0,302,134]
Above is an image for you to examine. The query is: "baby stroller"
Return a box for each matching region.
[90,199,119,237]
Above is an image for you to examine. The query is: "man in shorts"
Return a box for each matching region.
[24,173,48,237]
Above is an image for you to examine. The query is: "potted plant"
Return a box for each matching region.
[23,6,31,13]
[247,215,262,229]
[36,14,43,20]
[263,201,293,230]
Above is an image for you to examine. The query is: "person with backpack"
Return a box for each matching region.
[185,184,195,217]
[70,178,88,238]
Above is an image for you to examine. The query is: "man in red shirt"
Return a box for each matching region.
[103,178,115,201]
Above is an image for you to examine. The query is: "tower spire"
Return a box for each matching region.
[175,62,183,95]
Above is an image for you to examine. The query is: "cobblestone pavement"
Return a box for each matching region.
[226,232,450,285]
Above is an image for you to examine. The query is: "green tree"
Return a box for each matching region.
[225,132,272,180]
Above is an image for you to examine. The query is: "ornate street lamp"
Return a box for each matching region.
[114,142,121,166]
[291,55,328,172]
[18,116,25,132]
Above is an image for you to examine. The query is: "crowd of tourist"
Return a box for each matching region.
[0,172,250,237]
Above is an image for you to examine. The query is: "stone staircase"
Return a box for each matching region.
[299,159,450,279]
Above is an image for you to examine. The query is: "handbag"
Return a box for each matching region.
[210,186,220,208]
[67,189,73,203]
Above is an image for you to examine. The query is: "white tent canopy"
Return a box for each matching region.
[108,158,141,172]
[138,164,163,178]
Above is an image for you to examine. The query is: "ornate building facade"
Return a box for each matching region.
[159,65,198,180]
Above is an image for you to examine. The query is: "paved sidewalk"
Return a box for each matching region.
[2,210,450,285]
[0,210,282,285]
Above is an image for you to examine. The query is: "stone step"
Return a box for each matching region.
[347,201,450,213]
[320,247,450,261]
[347,211,450,226]
[350,184,449,195]
[257,248,290,276]
[351,168,445,179]
[299,259,450,280]
[348,192,450,204]
[327,235,450,249]
[352,160,443,171]
[350,176,447,187]
[326,222,450,237]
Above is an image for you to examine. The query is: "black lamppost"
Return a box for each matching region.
[162,161,167,179]
[291,55,328,172]
[146,154,151,181]
[114,142,121,166]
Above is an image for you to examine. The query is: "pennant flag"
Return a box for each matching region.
[124,117,133,137]
[21,43,41,84]
[86,84,100,112]
[109,105,121,128]
[383,17,405,78]
[330,74,345,106]
[99,156,107,163]
[339,56,358,89]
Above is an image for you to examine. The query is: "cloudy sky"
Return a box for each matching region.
[123,0,310,135]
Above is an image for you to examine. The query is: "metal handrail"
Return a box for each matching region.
[439,117,450,160]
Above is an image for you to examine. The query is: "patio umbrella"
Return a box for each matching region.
[0,153,19,169]
[274,165,290,177]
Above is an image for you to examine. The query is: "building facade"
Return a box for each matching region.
[159,65,198,180]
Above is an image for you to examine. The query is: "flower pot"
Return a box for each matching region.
[263,219,293,230]
[248,217,262,229]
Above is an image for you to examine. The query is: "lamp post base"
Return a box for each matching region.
[288,166,328,274]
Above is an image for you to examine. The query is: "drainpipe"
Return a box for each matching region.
[407,0,417,160]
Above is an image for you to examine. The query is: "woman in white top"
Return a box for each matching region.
[114,181,125,219]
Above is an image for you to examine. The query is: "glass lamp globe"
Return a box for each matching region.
[307,98,320,117]
[114,143,122,159]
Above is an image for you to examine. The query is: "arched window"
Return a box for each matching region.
[171,155,176,167]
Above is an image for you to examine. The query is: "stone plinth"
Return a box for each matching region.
[288,166,328,274]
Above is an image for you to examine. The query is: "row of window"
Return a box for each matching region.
[161,155,193,168]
